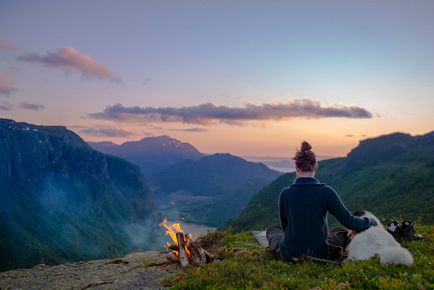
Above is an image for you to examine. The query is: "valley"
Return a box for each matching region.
[91,137,281,227]
[2,118,433,275]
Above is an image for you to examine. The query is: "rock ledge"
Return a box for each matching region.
[0,251,178,290]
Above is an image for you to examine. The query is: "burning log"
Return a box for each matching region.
[188,240,206,266]
[166,251,179,263]
[167,244,179,251]
[176,232,190,268]
[160,218,214,268]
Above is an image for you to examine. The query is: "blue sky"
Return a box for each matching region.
[1,0,433,156]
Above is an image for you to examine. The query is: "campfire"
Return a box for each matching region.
[159,218,214,267]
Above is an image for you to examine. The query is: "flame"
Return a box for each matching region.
[159,218,192,258]
[159,218,181,245]
[183,235,191,257]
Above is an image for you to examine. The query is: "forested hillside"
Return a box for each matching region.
[150,153,280,226]
[0,119,161,271]
[226,132,434,232]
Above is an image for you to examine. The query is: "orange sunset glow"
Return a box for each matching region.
[1,1,433,158]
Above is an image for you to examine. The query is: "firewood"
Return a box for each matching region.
[166,251,179,263]
[188,241,206,266]
[176,232,190,267]
[202,248,215,263]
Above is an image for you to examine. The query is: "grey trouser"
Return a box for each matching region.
[266,224,285,259]
[266,225,349,261]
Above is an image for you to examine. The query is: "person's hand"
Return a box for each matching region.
[368,218,377,227]
[354,217,377,233]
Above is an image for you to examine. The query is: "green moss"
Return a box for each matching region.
[224,231,259,249]
[163,226,434,289]
[140,257,152,268]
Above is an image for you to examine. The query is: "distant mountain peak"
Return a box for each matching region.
[89,135,203,175]
[347,131,432,162]
[1,118,90,149]
[421,131,434,138]
[90,141,117,146]
[0,118,15,125]
[139,135,176,141]
[358,132,411,143]
[137,135,167,143]
[135,135,192,150]
[205,152,235,159]
[1,118,65,130]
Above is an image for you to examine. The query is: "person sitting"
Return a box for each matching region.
[266,141,377,261]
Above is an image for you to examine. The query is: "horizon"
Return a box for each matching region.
[3,116,433,158]
[83,128,434,158]
[1,0,434,157]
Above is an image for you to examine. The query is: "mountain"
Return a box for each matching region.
[149,153,281,227]
[0,119,161,271]
[89,136,280,227]
[243,155,335,172]
[226,132,434,232]
[88,135,203,176]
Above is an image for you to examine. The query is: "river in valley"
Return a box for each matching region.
[166,220,217,239]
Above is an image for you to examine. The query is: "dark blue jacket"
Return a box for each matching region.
[277,177,373,260]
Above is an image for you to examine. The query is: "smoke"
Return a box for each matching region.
[122,221,161,250]
[34,177,162,259]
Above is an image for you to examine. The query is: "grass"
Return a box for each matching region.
[162,226,434,289]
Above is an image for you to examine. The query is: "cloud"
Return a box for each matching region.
[0,102,12,111]
[0,73,17,96]
[78,125,134,138]
[89,98,373,126]
[345,134,354,138]
[17,46,121,82]
[170,127,208,132]
[0,37,15,50]
[19,102,45,111]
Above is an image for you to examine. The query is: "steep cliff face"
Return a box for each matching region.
[0,119,161,271]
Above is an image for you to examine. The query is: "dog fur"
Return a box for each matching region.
[346,211,413,265]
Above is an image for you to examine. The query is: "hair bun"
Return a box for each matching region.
[293,141,316,172]
[301,141,312,152]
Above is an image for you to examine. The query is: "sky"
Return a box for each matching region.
[0,0,433,157]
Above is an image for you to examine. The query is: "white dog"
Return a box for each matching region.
[345,211,413,265]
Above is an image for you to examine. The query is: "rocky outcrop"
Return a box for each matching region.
[0,251,178,290]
